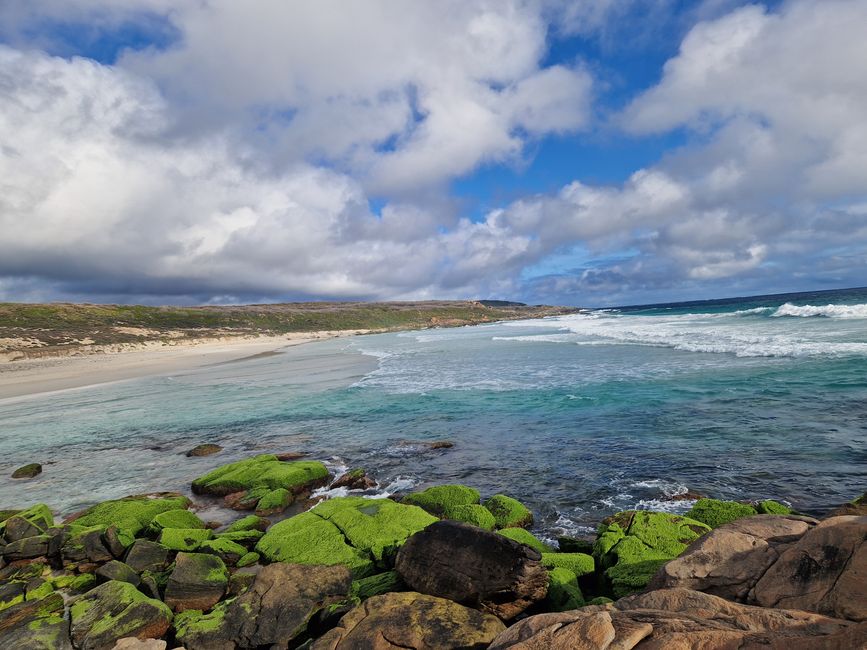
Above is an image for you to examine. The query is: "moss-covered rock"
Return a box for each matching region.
[254,488,293,515]
[349,570,403,601]
[215,529,263,546]
[11,463,42,479]
[164,552,228,613]
[443,504,496,531]
[686,499,758,528]
[497,527,554,554]
[158,528,213,552]
[173,604,229,648]
[51,573,97,594]
[69,494,191,541]
[483,494,533,529]
[198,538,248,565]
[0,503,54,541]
[191,455,329,496]
[223,515,269,534]
[545,567,584,611]
[541,552,595,577]
[94,560,140,587]
[756,499,792,515]
[70,580,172,649]
[400,485,480,516]
[593,510,711,598]
[124,540,170,573]
[237,552,260,568]
[148,509,205,533]
[60,524,113,564]
[0,592,68,650]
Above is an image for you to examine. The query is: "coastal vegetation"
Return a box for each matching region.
[1,451,863,648]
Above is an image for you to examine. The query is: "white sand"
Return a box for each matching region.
[0,330,372,400]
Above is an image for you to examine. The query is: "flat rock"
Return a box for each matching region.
[0,592,71,650]
[395,520,549,620]
[311,591,505,650]
[648,514,816,601]
[124,540,170,573]
[164,552,228,612]
[489,588,865,649]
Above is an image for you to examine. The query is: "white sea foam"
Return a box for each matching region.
[772,302,867,318]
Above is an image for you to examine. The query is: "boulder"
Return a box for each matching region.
[489,588,865,650]
[545,567,585,611]
[111,639,173,649]
[443,504,496,530]
[649,514,816,601]
[157,528,212,552]
[164,552,228,612]
[3,534,51,560]
[685,498,758,528]
[66,494,191,541]
[174,563,350,649]
[541,552,595,577]
[222,515,269,534]
[190,454,329,496]
[11,463,42,479]
[350,570,403,601]
[497,527,553,554]
[95,561,141,588]
[124,540,170,573]
[400,484,480,517]
[197,538,247,565]
[311,591,505,650]
[331,469,377,491]
[593,511,710,598]
[185,444,222,457]
[484,494,533,529]
[1,504,53,541]
[0,592,71,650]
[148,510,205,533]
[830,492,867,517]
[253,488,293,515]
[70,581,172,650]
[752,515,867,621]
[395,520,549,620]
[61,525,114,564]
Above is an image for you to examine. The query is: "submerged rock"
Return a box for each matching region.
[11,463,42,479]
[593,510,711,598]
[400,484,480,517]
[484,494,533,529]
[311,591,504,650]
[191,454,329,497]
[395,520,549,620]
[184,444,222,458]
[164,552,228,612]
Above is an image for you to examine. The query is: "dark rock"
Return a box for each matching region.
[70,580,171,650]
[11,463,42,479]
[3,505,53,542]
[185,443,223,457]
[395,520,549,620]
[829,492,867,517]
[124,540,170,573]
[0,592,71,650]
[311,591,505,650]
[102,526,130,559]
[429,440,454,449]
[275,451,307,460]
[557,536,595,554]
[95,561,140,588]
[61,526,113,565]
[139,574,161,600]
[164,552,228,612]
[3,535,51,561]
[331,468,377,491]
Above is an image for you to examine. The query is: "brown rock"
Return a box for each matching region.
[395,520,548,620]
[829,492,867,517]
[311,591,504,650]
[185,444,222,458]
[164,552,228,612]
[223,491,259,511]
[11,463,42,479]
[649,514,816,601]
[275,451,307,461]
[330,469,377,491]
[752,515,867,621]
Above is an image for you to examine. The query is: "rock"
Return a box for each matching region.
[685,498,758,528]
[222,491,259,511]
[400,484,480,516]
[752,515,867,621]
[557,536,595,554]
[61,525,114,564]
[197,538,248,565]
[331,468,377,491]
[95,561,141,587]
[484,494,533,529]
[443,504,496,530]
[157,528,212,552]
[489,588,865,650]
[593,510,711,598]
[66,494,191,541]
[649,514,816,601]
[1,504,53,541]
[70,580,172,650]
[0,592,71,650]
[395,520,549,620]
[223,515,269,533]
[164,552,228,612]
[214,530,262,546]
[103,526,132,559]
[429,440,454,449]
[541,552,595,577]
[545,567,585,611]
[185,444,222,457]
[111,639,172,649]
[191,454,329,497]
[311,591,504,650]
[3,534,51,560]
[275,451,307,460]
[124,540,170,573]
[829,492,867,517]
[236,551,259,567]
[497,527,554,554]
[757,499,793,515]
[253,488,293,515]
[148,509,205,533]
[174,563,351,649]
[349,570,403,601]
[256,497,436,577]
[11,463,42,479]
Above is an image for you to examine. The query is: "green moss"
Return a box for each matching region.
[215,529,263,545]
[541,553,594,577]
[149,509,205,533]
[349,571,402,600]
[25,581,55,601]
[545,567,584,612]
[158,527,213,551]
[483,494,533,529]
[71,580,172,641]
[686,499,758,528]
[256,511,375,577]
[52,573,97,593]
[237,552,260,567]
[191,455,329,496]
[443,504,496,531]
[223,515,269,533]
[174,605,227,639]
[587,596,613,606]
[0,503,54,535]
[756,499,792,515]
[497,527,554,554]
[254,488,292,514]
[199,538,248,561]
[400,484,480,516]
[0,591,25,612]
[593,511,711,598]
[70,494,191,540]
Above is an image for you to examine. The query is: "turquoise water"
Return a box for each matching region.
[1,287,865,539]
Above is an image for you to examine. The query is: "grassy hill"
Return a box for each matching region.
[0,301,578,359]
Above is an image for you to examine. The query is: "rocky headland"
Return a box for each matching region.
[1,452,864,649]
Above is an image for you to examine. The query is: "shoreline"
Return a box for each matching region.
[0,329,373,400]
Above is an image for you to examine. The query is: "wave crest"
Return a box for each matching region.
[772,302,867,318]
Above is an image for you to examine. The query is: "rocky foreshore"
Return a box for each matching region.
[1,453,864,649]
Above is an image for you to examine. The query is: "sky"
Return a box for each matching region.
[1,0,866,307]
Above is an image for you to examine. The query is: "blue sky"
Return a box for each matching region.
[0,0,865,306]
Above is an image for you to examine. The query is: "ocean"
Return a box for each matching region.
[1,286,865,541]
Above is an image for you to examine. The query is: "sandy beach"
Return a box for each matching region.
[0,330,371,400]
